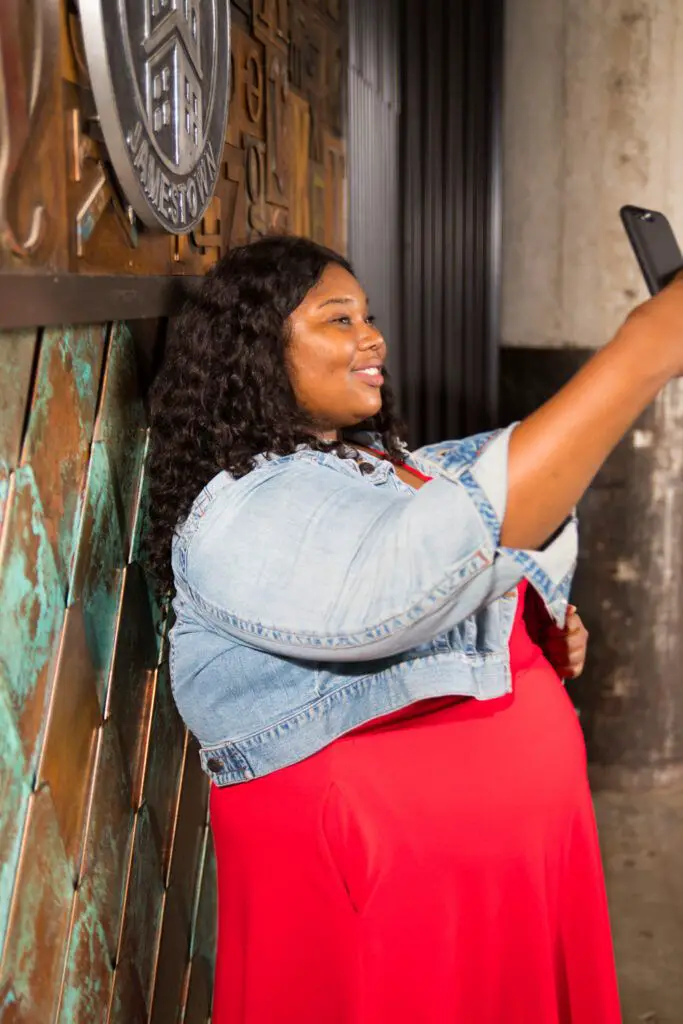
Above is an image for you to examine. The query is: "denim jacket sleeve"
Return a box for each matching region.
[176,424,577,661]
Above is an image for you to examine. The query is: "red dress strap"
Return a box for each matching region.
[364,447,433,484]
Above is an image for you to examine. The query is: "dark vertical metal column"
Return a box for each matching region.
[347,0,402,395]
[400,0,503,446]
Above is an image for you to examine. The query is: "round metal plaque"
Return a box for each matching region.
[79,0,231,233]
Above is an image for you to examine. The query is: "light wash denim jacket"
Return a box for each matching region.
[170,424,578,786]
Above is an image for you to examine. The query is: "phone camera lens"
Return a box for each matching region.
[640,211,654,222]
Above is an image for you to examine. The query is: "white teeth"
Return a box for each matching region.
[359,367,379,375]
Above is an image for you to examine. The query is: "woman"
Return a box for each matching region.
[147,235,683,1023]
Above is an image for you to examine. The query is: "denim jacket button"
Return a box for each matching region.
[206,757,223,773]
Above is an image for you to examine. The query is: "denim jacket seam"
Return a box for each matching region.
[184,541,494,654]
[199,648,508,757]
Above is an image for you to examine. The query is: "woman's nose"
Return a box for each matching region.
[358,324,385,353]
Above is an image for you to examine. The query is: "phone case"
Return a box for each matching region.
[620,205,683,295]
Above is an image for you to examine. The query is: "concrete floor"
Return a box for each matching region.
[593,778,683,1023]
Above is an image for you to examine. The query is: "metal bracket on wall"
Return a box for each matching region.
[0,273,203,329]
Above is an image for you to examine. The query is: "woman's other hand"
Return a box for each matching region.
[540,606,589,680]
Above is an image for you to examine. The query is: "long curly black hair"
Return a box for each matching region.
[146,234,405,594]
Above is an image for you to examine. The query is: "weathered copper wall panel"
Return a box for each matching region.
[0,691,31,955]
[183,955,213,1024]
[149,887,190,1024]
[79,719,134,962]
[117,805,165,1012]
[93,324,147,553]
[168,738,211,927]
[108,955,148,1024]
[0,467,65,771]
[20,323,105,588]
[0,2,349,1019]
[0,330,37,526]
[0,787,74,1021]
[56,887,113,1024]
[144,663,186,876]
[35,602,101,877]
[69,442,126,707]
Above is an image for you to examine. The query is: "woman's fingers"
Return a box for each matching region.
[541,607,588,679]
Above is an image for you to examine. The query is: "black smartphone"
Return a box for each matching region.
[620,205,683,295]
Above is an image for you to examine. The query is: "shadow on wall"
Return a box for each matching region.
[0,321,216,1021]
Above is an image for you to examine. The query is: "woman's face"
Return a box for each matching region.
[287,263,386,438]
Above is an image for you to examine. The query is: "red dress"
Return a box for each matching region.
[209,468,622,1024]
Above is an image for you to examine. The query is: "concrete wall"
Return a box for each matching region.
[501,3,683,1018]
[502,0,683,349]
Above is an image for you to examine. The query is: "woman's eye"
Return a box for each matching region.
[331,314,376,326]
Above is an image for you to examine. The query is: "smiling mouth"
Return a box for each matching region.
[352,367,384,387]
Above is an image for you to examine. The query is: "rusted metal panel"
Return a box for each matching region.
[0,689,31,958]
[191,829,217,966]
[128,437,166,663]
[79,720,134,960]
[0,786,74,1022]
[0,327,38,481]
[0,469,8,537]
[181,954,213,1024]
[143,662,186,875]
[0,467,65,771]
[106,562,158,805]
[36,602,102,878]
[118,805,165,1012]
[168,738,210,927]
[107,957,147,1024]
[20,323,106,587]
[56,889,113,1024]
[129,432,150,565]
[69,442,126,708]
[149,887,191,1024]
[93,324,147,553]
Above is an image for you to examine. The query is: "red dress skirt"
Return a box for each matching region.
[209,583,621,1024]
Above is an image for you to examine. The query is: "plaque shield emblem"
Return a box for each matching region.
[79,0,231,233]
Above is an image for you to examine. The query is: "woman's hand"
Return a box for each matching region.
[540,606,589,680]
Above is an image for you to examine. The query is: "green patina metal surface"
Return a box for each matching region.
[0,329,38,531]
[57,893,112,1024]
[94,323,147,552]
[0,467,65,770]
[118,804,165,1011]
[0,688,31,959]
[192,832,217,966]
[144,662,186,874]
[69,442,126,708]
[0,787,74,1020]
[0,320,216,1020]
[79,720,134,962]
[21,324,105,591]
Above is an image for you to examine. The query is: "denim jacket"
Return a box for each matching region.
[170,424,578,786]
